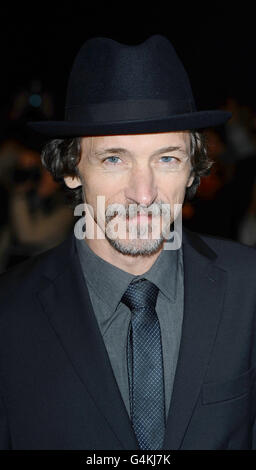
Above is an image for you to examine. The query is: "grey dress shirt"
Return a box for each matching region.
[75,237,184,421]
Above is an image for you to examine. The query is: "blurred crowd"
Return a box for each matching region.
[183,97,256,248]
[0,139,74,273]
[0,82,74,273]
[0,87,256,274]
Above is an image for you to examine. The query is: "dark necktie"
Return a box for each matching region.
[122,278,166,450]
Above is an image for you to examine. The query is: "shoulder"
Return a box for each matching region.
[195,230,256,272]
[0,231,74,304]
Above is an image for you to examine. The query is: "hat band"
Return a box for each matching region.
[65,99,195,122]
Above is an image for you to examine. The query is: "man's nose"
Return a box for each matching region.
[124,166,158,206]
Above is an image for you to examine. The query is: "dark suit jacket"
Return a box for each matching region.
[0,227,256,450]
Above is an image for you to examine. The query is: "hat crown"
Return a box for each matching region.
[27,34,231,136]
[65,35,196,119]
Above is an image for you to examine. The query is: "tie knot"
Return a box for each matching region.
[121,278,159,312]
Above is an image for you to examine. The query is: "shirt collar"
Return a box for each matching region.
[75,236,180,311]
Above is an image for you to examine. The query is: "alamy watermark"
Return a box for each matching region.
[73,196,183,250]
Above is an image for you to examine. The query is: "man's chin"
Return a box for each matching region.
[105,234,165,256]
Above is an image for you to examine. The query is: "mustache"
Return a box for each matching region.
[105,202,171,222]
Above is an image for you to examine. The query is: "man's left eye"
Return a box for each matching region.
[160,156,177,163]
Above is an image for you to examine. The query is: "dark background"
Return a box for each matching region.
[1,5,256,123]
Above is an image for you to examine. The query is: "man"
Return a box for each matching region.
[0,35,255,450]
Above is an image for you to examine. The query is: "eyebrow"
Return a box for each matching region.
[94,145,187,157]
[95,147,129,156]
[151,146,187,156]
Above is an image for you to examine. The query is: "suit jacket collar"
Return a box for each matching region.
[162,227,227,449]
[36,226,227,450]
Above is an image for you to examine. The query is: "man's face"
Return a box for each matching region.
[65,131,194,255]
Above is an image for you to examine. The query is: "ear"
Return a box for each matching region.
[63,175,82,189]
[186,173,195,188]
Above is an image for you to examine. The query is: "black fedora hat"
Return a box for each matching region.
[27,35,231,137]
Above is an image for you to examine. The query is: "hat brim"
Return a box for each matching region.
[27,110,231,138]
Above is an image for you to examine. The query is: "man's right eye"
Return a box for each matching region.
[103,156,121,164]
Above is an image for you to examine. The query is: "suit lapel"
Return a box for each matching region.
[37,232,139,450]
[162,228,227,449]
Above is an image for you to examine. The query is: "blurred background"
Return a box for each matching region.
[1,5,256,272]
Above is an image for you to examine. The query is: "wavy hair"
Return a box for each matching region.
[41,131,212,208]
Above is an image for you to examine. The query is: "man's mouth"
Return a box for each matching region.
[127,213,153,222]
